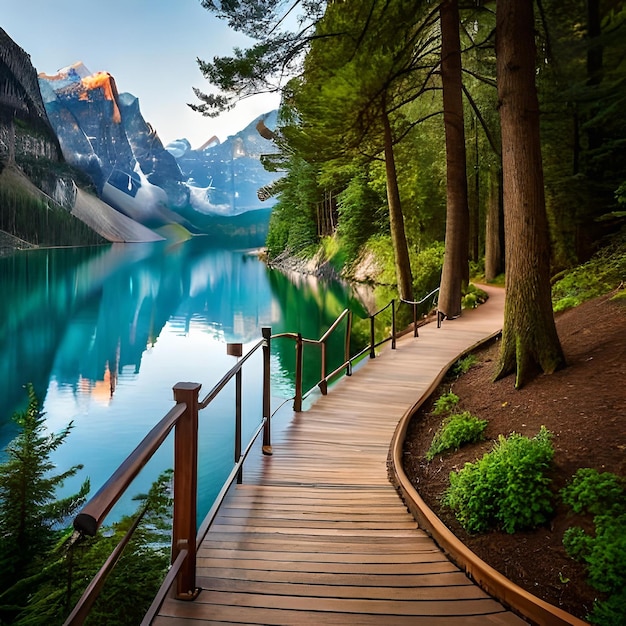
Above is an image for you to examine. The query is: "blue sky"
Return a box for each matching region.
[2,0,281,148]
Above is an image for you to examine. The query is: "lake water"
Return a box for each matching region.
[0,237,369,523]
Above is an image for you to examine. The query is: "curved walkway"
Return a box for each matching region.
[153,286,583,625]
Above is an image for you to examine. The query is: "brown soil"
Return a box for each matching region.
[402,292,626,623]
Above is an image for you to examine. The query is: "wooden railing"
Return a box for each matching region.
[63,290,440,624]
[273,287,440,412]
[64,330,273,625]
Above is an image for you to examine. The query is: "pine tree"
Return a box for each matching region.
[0,384,89,620]
[12,471,172,626]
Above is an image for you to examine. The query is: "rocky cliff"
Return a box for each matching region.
[0,28,62,165]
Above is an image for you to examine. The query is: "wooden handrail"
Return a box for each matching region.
[65,506,149,625]
[272,293,432,411]
[400,287,440,337]
[66,329,273,623]
[73,402,186,537]
[199,337,265,409]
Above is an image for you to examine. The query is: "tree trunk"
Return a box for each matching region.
[484,166,503,281]
[382,107,413,301]
[494,0,566,388]
[438,0,470,319]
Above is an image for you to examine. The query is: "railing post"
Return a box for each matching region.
[228,343,244,484]
[345,311,353,376]
[320,341,328,395]
[294,333,303,412]
[391,299,396,350]
[413,302,419,337]
[172,382,202,601]
[262,327,273,455]
[370,315,376,359]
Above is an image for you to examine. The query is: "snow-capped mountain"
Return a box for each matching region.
[167,109,280,217]
[39,63,280,229]
[39,63,189,229]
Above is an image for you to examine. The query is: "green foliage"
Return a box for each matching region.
[426,411,487,461]
[0,386,173,625]
[265,156,320,259]
[11,472,173,626]
[0,385,89,583]
[444,427,554,534]
[0,384,89,621]
[451,354,477,377]
[363,235,397,286]
[410,242,445,302]
[0,183,104,248]
[552,228,626,311]
[561,468,625,516]
[431,391,459,415]
[561,468,626,625]
[461,284,488,309]
[587,589,626,626]
[336,172,387,263]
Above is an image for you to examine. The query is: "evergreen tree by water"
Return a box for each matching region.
[0,385,173,625]
[0,384,89,622]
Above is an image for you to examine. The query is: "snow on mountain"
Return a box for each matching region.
[39,62,281,229]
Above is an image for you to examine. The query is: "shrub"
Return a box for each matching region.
[561,468,626,625]
[431,391,459,415]
[443,426,554,534]
[462,283,489,309]
[426,411,487,461]
[451,354,477,377]
[410,242,445,299]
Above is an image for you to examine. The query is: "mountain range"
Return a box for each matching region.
[0,28,280,247]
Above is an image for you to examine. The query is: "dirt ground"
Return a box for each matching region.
[402,292,625,622]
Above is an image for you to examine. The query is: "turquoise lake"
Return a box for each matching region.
[0,237,370,522]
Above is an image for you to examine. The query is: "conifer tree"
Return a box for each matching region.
[0,384,89,620]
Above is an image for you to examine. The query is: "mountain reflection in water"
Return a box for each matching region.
[0,238,368,521]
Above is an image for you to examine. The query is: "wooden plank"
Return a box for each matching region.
[153,607,525,626]
[199,577,488,600]
[196,569,470,587]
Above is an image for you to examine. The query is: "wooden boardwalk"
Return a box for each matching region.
[153,285,529,625]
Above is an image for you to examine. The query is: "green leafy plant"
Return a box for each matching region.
[426,411,487,461]
[561,468,626,625]
[462,283,489,309]
[443,426,554,534]
[431,391,459,415]
[451,354,477,377]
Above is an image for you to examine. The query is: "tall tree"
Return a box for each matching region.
[196,0,446,299]
[494,0,565,387]
[437,0,470,318]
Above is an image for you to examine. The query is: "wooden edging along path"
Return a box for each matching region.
[153,285,587,626]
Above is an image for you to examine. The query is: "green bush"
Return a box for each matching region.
[410,241,445,299]
[426,411,487,461]
[462,283,488,309]
[561,468,626,625]
[431,391,459,415]
[451,354,477,377]
[443,426,554,534]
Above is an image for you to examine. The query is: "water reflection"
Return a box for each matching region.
[0,238,369,521]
